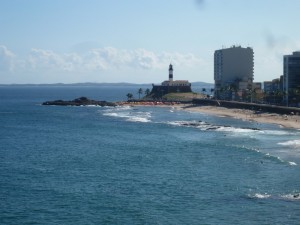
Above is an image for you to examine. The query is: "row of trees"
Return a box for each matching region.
[215,84,300,106]
[126,88,151,100]
[201,88,214,95]
[125,86,300,106]
[126,87,215,101]
[264,88,300,106]
[215,86,260,102]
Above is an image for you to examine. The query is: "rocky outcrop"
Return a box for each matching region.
[42,97,117,107]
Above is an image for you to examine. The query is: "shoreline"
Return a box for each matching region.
[120,101,300,129]
[178,105,300,129]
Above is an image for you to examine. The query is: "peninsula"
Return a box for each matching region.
[42,97,117,107]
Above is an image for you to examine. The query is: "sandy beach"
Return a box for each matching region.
[120,101,300,129]
[179,105,300,129]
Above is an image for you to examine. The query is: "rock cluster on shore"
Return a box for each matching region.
[42,97,117,107]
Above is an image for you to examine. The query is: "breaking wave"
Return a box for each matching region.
[281,193,300,200]
[260,130,291,135]
[288,161,297,166]
[166,120,260,133]
[278,140,300,147]
[250,193,271,199]
[248,193,300,201]
[101,106,151,123]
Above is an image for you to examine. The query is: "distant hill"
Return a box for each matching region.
[0,82,213,87]
[191,82,214,87]
[0,82,152,87]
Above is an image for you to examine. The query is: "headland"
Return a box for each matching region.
[42,97,117,107]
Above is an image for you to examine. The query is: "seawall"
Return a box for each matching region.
[192,99,300,115]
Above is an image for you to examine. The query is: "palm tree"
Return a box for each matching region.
[218,87,225,99]
[207,88,214,98]
[126,93,133,101]
[137,88,143,99]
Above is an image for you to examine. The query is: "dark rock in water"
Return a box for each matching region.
[244,127,260,131]
[179,120,261,132]
[42,97,117,107]
[206,126,220,130]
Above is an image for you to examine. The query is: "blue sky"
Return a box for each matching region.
[0,0,299,84]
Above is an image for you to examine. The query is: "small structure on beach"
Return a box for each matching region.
[151,64,192,97]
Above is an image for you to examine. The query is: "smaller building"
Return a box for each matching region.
[263,79,280,93]
[283,51,300,105]
[279,75,284,91]
[263,81,273,94]
[263,79,284,104]
[251,82,264,103]
[253,82,262,90]
[151,64,191,97]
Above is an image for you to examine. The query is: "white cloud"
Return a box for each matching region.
[28,49,83,72]
[26,47,204,72]
[0,45,15,72]
[0,45,208,83]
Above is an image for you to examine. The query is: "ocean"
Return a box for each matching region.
[1,85,300,225]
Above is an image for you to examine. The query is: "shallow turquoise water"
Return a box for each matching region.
[1,86,300,224]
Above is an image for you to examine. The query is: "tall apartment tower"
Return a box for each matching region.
[214,45,254,99]
[283,51,300,104]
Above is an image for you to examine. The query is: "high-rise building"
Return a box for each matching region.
[214,45,254,99]
[283,51,300,105]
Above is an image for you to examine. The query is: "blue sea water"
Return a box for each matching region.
[1,85,300,225]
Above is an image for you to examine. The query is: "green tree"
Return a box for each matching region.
[137,88,143,99]
[126,93,133,101]
[144,88,151,96]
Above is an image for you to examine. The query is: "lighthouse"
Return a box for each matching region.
[151,63,192,96]
[169,64,173,81]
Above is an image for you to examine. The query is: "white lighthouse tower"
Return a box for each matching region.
[169,64,173,81]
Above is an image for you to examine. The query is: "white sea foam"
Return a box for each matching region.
[288,161,297,166]
[166,120,262,133]
[86,105,100,107]
[250,193,300,201]
[263,153,287,164]
[102,112,123,117]
[264,151,299,165]
[166,120,212,130]
[251,193,271,199]
[102,108,151,123]
[278,140,300,147]
[127,116,151,123]
[216,126,257,133]
[262,130,292,135]
[280,194,300,201]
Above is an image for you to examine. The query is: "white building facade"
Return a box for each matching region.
[214,46,254,100]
